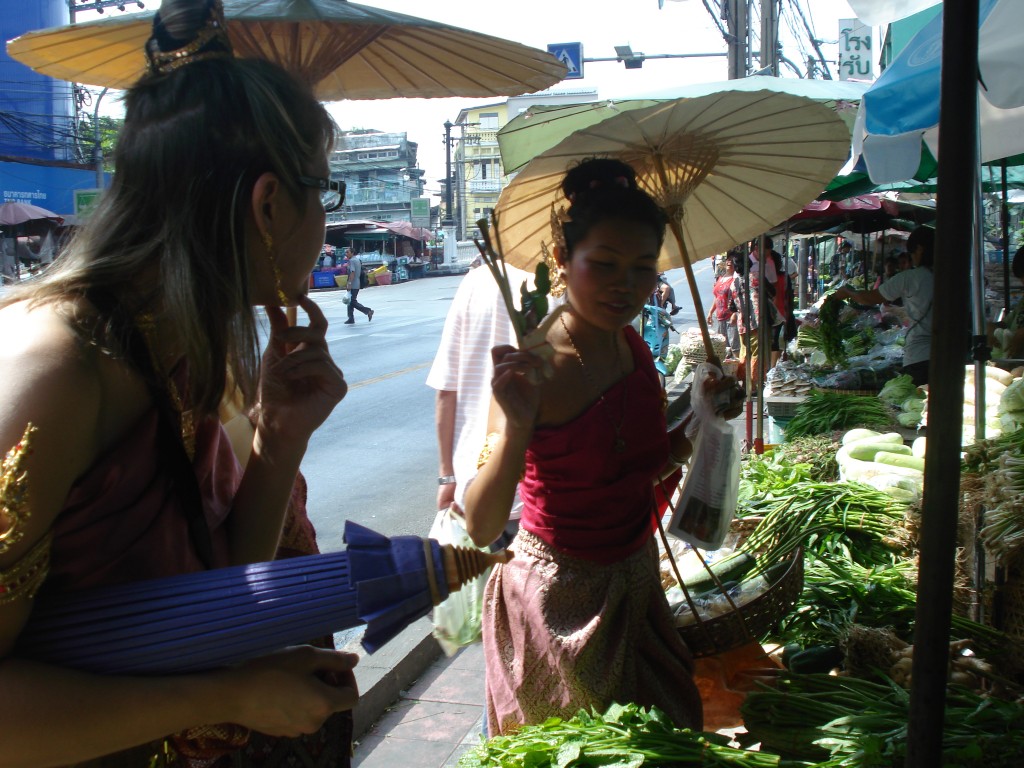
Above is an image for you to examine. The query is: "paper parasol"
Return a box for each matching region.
[6,0,565,101]
[492,90,851,363]
[18,521,504,674]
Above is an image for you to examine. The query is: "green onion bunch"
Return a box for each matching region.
[783,391,893,440]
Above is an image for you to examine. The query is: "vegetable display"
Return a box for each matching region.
[783,391,893,441]
[817,295,848,366]
[742,672,1024,767]
[457,703,782,768]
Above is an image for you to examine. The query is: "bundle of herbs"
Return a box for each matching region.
[783,391,893,440]
[738,453,813,505]
[457,702,783,768]
[817,295,848,367]
[772,434,841,482]
[741,672,1024,767]
[739,481,909,570]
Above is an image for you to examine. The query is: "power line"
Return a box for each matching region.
[788,0,833,79]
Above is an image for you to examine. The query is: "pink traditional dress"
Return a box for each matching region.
[482,328,702,735]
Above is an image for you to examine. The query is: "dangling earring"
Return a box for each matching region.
[261,231,289,306]
[540,241,566,298]
[544,205,570,298]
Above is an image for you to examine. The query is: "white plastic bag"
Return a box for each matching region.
[429,504,492,656]
[667,362,740,551]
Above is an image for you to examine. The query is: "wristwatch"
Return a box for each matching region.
[438,475,457,485]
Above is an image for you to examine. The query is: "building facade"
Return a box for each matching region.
[450,88,599,241]
[328,130,426,225]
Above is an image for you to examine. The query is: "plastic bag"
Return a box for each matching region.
[429,504,492,656]
[667,363,740,550]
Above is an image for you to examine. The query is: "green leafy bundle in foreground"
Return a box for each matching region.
[457,703,781,767]
[783,391,893,441]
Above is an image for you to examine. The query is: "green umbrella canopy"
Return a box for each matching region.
[498,75,867,175]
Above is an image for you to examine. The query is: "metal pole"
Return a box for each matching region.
[1002,160,1012,315]
[907,1,978,764]
[94,87,108,189]
[442,121,453,227]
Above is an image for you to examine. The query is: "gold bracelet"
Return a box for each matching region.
[0,423,36,556]
[0,530,52,606]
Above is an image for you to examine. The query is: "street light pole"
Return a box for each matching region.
[441,120,456,268]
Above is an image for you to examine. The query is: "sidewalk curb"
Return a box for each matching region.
[349,617,443,739]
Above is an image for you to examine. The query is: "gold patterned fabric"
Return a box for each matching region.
[0,423,36,556]
[482,528,702,735]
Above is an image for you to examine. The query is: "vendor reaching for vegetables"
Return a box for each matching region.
[463,158,743,737]
[834,226,934,385]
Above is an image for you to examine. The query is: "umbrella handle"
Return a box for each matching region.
[667,218,721,370]
[439,544,510,599]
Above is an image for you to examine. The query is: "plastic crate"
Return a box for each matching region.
[765,395,806,420]
[311,271,335,288]
[768,416,791,444]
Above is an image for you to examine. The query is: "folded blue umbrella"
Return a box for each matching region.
[18,521,498,674]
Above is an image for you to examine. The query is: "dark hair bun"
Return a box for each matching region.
[561,157,638,201]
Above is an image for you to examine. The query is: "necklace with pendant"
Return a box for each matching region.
[560,314,628,453]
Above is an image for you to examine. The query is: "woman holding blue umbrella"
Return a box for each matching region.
[0,0,357,764]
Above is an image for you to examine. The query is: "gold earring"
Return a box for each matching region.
[540,241,566,298]
[261,232,289,306]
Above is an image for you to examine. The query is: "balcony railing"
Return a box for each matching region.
[467,179,502,193]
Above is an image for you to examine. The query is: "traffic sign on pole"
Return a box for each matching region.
[547,43,584,80]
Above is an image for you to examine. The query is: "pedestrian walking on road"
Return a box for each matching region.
[345,252,374,323]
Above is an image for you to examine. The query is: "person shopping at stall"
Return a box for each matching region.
[708,257,739,358]
[463,158,742,737]
[835,225,934,384]
[0,1,357,765]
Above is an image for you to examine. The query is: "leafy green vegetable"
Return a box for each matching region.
[818,295,848,366]
[783,391,894,440]
[457,702,781,767]
[878,375,919,407]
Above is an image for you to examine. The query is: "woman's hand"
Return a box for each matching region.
[257,295,347,447]
[490,344,543,433]
[703,370,745,421]
[224,646,358,738]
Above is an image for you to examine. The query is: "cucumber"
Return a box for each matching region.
[841,428,880,446]
[912,436,927,458]
[847,441,912,462]
[875,451,925,472]
[787,645,843,674]
[680,552,756,594]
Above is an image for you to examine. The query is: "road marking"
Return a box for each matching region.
[347,360,432,390]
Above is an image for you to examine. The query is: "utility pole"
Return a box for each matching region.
[724,0,748,79]
[441,120,456,268]
[760,0,780,76]
[93,87,108,190]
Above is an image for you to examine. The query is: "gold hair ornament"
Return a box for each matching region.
[261,232,290,306]
[145,0,234,77]
[0,531,52,606]
[549,204,569,254]
[0,423,36,556]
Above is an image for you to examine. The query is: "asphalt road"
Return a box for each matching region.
[291,260,717,555]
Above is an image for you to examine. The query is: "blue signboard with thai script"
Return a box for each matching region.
[1,161,108,215]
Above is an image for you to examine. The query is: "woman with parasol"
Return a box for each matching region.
[0,0,357,764]
[463,158,743,736]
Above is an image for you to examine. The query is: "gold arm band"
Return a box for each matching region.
[0,530,52,606]
[0,423,36,556]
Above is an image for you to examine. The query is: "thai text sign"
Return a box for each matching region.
[839,18,873,81]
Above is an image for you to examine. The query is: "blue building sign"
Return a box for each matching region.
[1,161,108,215]
[547,43,584,80]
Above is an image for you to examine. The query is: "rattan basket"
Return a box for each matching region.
[676,548,804,658]
[678,331,728,366]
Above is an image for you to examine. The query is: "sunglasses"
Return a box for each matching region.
[298,175,346,212]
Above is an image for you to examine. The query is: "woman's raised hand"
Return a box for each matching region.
[257,296,347,446]
[490,344,543,433]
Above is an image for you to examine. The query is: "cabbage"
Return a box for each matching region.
[879,374,919,406]
[902,397,926,415]
[898,411,922,427]
[998,378,1024,415]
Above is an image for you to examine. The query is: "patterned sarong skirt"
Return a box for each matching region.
[483,528,703,735]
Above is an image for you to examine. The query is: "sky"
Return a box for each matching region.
[324,0,858,200]
[77,0,860,202]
